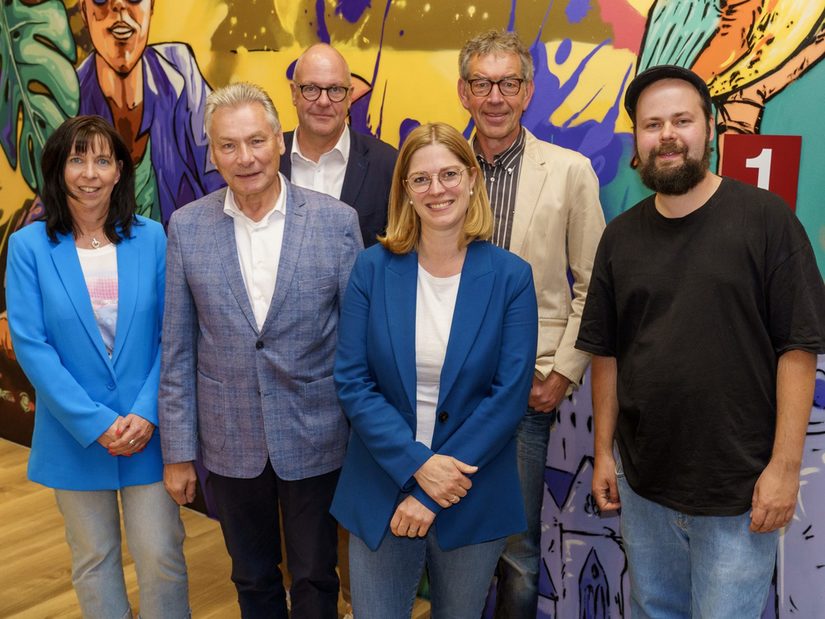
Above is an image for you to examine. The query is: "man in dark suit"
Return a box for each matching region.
[159,82,362,619]
[280,43,397,247]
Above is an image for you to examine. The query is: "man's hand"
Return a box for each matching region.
[413,454,477,508]
[107,413,155,456]
[592,453,621,512]
[0,312,15,361]
[164,462,198,505]
[528,370,571,412]
[96,416,126,449]
[390,495,436,538]
[750,459,799,533]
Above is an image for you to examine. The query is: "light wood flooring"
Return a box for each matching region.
[0,438,430,618]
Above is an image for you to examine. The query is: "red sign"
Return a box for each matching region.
[720,134,802,211]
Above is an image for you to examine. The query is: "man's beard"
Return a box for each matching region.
[638,140,712,195]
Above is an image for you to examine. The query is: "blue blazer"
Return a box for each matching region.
[331,241,538,551]
[6,217,166,490]
[158,183,362,480]
[280,128,397,247]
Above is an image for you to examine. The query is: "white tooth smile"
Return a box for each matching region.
[428,201,452,210]
[110,25,134,40]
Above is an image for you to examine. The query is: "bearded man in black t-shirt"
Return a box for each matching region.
[576,65,825,618]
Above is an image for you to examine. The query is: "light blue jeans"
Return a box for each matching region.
[350,528,506,618]
[493,409,554,618]
[55,481,190,619]
[617,473,777,619]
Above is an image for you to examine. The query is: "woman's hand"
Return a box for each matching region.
[390,496,436,538]
[96,416,125,449]
[413,454,477,508]
[107,413,155,456]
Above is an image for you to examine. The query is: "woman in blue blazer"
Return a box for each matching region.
[6,116,188,618]
[332,122,538,617]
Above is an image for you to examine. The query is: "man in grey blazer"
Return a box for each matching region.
[280,43,397,247]
[159,82,362,619]
[457,30,605,618]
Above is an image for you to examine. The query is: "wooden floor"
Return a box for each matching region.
[0,438,431,618]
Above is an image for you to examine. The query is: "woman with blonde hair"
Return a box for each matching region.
[331,122,537,617]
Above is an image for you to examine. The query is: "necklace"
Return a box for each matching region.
[90,236,102,249]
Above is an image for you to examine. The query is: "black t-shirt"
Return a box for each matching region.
[576,177,825,515]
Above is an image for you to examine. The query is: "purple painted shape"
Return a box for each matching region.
[398,118,420,146]
[336,0,371,23]
[545,465,576,509]
[315,0,330,42]
[814,375,825,409]
[566,0,592,24]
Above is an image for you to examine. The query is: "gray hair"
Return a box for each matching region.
[458,30,534,82]
[204,82,281,141]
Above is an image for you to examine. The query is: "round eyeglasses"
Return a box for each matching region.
[466,77,525,97]
[405,167,470,193]
[296,83,350,103]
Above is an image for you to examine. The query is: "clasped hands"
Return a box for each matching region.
[97,413,154,457]
[390,454,477,539]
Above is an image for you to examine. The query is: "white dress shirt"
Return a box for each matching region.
[289,125,350,199]
[223,175,287,330]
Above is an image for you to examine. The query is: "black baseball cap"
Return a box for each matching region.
[624,65,712,121]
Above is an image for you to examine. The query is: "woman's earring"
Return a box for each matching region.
[469,189,474,196]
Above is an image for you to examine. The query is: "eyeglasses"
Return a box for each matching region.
[296,83,350,103]
[405,167,470,193]
[466,77,525,97]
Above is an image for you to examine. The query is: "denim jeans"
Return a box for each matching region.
[55,481,189,619]
[617,473,778,619]
[350,529,506,618]
[493,409,554,618]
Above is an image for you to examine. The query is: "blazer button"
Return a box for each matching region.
[106,383,115,391]
[255,340,264,350]
[438,411,449,423]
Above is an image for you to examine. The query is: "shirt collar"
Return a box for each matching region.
[291,124,350,165]
[473,127,526,167]
[222,172,288,226]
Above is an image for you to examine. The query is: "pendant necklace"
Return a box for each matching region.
[90,236,102,249]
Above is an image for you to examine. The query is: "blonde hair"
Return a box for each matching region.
[380,122,492,254]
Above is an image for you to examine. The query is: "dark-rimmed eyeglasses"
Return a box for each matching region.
[466,77,525,97]
[405,167,470,193]
[296,83,350,103]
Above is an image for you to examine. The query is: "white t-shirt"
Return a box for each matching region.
[77,243,118,357]
[414,264,460,448]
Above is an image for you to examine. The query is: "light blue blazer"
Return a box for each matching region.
[6,217,166,490]
[331,241,538,551]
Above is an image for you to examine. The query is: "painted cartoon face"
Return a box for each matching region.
[64,137,122,218]
[458,51,534,155]
[209,103,285,210]
[634,78,714,195]
[405,143,476,238]
[81,0,153,76]
[291,48,352,143]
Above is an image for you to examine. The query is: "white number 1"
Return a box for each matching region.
[745,148,772,190]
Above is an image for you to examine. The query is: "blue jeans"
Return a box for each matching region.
[55,481,189,619]
[617,474,778,618]
[493,409,554,618]
[350,529,506,618]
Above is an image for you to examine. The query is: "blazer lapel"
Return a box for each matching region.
[510,132,547,254]
[51,234,115,371]
[340,130,368,206]
[215,209,259,333]
[111,234,139,363]
[385,251,418,413]
[262,182,305,331]
[437,242,494,406]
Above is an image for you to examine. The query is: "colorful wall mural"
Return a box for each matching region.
[1,1,823,616]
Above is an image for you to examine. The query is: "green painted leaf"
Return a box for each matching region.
[0,0,79,193]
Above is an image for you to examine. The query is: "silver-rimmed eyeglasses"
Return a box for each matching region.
[466,77,525,97]
[296,83,350,102]
[405,167,470,193]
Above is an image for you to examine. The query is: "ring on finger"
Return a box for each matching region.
[128,439,136,446]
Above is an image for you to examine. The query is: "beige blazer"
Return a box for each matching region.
[510,129,606,385]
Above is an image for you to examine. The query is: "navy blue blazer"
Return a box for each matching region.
[331,241,538,550]
[6,218,166,490]
[280,127,397,247]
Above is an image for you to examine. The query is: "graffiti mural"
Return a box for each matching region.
[1,1,822,616]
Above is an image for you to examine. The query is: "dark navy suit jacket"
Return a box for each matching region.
[280,127,397,247]
[331,241,538,550]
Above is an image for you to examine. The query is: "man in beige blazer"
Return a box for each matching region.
[457,30,605,618]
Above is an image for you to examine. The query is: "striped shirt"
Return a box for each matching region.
[474,128,526,250]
